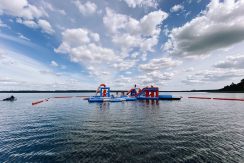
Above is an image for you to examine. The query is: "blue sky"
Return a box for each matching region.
[1,0,244,90]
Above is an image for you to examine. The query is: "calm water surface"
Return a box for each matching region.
[0,93,244,162]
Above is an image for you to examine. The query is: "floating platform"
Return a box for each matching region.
[88,97,126,102]
[121,96,137,101]
[159,95,182,100]
[87,84,182,103]
[87,95,182,103]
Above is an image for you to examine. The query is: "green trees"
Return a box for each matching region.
[221,79,244,91]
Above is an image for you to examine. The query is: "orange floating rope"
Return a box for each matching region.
[53,96,73,98]
[188,97,244,101]
[213,98,244,101]
[188,97,212,99]
[32,99,48,106]
[32,95,89,106]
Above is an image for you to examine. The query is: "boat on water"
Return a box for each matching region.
[2,95,17,102]
[86,84,182,103]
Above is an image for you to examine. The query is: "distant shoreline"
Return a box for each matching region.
[0,90,244,93]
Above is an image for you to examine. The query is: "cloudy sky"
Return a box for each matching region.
[0,0,244,90]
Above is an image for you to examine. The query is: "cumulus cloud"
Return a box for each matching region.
[0,0,55,35]
[122,0,158,8]
[164,0,244,57]
[16,18,38,28]
[51,60,58,67]
[137,71,174,86]
[38,19,55,34]
[170,4,184,13]
[113,60,136,71]
[103,8,168,58]
[182,78,204,85]
[17,33,30,41]
[0,19,8,28]
[55,28,116,64]
[0,0,46,19]
[39,19,54,34]
[214,55,244,69]
[0,48,92,90]
[73,1,97,15]
[198,69,244,81]
[182,69,244,85]
[55,28,132,78]
[40,1,66,15]
[184,67,194,72]
[113,70,174,88]
[139,57,181,72]
[16,18,55,34]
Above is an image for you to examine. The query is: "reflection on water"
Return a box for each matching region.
[95,100,160,111]
[0,93,244,162]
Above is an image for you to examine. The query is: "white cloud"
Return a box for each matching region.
[122,0,158,8]
[214,55,244,69]
[16,18,55,34]
[139,57,181,72]
[170,4,184,13]
[55,28,121,77]
[136,71,174,86]
[182,78,204,85]
[0,19,8,28]
[103,8,168,58]
[182,69,244,85]
[0,33,38,48]
[17,33,30,41]
[38,19,55,34]
[113,59,136,71]
[0,47,93,90]
[51,60,58,67]
[104,8,167,36]
[184,67,194,72]
[40,1,66,15]
[0,0,46,20]
[164,0,244,57]
[73,1,97,16]
[0,0,55,35]
[16,18,38,28]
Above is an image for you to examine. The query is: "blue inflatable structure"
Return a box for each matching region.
[87,84,182,103]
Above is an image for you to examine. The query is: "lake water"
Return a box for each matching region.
[0,93,244,162]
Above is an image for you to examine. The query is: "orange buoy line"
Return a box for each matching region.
[75,96,89,98]
[188,97,244,101]
[212,98,244,101]
[32,99,48,105]
[32,96,89,106]
[53,96,73,98]
[188,97,212,99]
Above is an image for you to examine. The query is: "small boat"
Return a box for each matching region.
[2,96,17,102]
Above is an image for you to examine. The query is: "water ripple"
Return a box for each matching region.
[0,93,244,162]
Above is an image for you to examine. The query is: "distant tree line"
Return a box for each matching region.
[220,79,244,92]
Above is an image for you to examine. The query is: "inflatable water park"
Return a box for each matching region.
[86,84,182,102]
[30,83,244,106]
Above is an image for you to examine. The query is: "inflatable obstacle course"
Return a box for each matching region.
[86,84,182,103]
